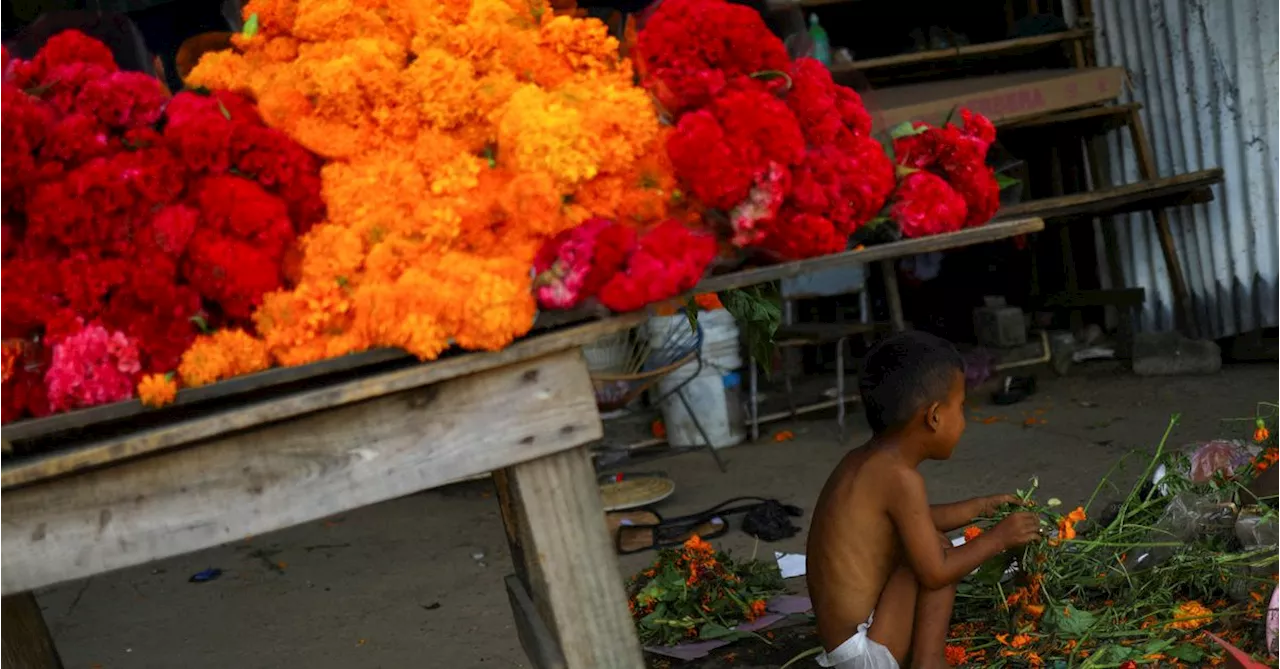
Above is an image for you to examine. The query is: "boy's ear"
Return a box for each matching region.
[925,402,942,431]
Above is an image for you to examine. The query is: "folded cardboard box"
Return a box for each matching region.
[866,68,1127,130]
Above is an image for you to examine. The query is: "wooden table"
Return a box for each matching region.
[0,217,1045,669]
[1,315,648,669]
[692,217,1045,336]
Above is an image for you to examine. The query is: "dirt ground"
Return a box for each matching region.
[36,362,1275,669]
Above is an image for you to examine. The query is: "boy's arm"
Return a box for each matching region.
[889,469,1040,590]
[931,494,1020,532]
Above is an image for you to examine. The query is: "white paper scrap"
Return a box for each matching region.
[774,551,807,579]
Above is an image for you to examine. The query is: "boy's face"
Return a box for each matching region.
[929,370,967,459]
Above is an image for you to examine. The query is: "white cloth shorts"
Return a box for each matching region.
[815,611,899,669]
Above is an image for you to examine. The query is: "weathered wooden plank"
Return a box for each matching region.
[505,575,567,669]
[1,593,63,669]
[1,349,601,595]
[1031,288,1146,309]
[2,315,641,490]
[1,348,407,445]
[995,170,1223,222]
[2,308,617,445]
[502,447,644,669]
[692,217,1044,295]
[827,29,1092,72]
[999,102,1141,132]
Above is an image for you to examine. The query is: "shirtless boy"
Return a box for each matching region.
[807,332,1042,669]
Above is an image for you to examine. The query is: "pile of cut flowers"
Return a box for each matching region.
[947,410,1279,667]
[626,535,786,647]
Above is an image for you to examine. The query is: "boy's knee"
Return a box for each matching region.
[936,532,951,549]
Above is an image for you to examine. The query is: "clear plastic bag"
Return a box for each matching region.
[1124,491,1236,571]
[1235,506,1279,549]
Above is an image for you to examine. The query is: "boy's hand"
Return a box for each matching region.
[976,494,1022,516]
[990,512,1042,550]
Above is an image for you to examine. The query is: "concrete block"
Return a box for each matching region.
[974,302,1027,348]
[1131,332,1221,376]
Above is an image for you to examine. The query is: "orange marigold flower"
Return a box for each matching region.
[746,599,767,621]
[1023,604,1045,619]
[694,293,723,311]
[683,534,714,558]
[184,0,677,380]
[137,373,179,408]
[178,329,272,388]
[1050,506,1086,546]
[1255,447,1278,472]
[1167,600,1213,630]
[1,339,23,383]
[963,526,983,542]
[944,644,968,666]
[1254,418,1270,443]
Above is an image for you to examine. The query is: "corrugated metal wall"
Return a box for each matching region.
[1093,0,1278,338]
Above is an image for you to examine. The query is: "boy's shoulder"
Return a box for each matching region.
[829,443,918,493]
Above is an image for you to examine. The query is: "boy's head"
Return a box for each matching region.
[859,331,966,457]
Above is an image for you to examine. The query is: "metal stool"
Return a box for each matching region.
[748,265,876,441]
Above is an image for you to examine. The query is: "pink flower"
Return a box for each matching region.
[729,163,789,246]
[44,321,142,412]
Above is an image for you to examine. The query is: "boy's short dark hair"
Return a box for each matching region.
[859,331,964,433]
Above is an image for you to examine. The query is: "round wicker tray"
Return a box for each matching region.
[598,476,675,511]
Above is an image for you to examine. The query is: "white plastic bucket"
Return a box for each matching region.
[648,310,746,449]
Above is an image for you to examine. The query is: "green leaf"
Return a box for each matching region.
[972,553,1012,587]
[877,134,896,163]
[719,285,781,378]
[698,622,736,640]
[216,98,231,120]
[243,13,260,38]
[188,315,212,334]
[995,173,1022,190]
[889,121,929,139]
[1046,603,1098,638]
[684,297,700,334]
[1167,643,1205,663]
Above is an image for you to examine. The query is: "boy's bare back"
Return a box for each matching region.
[807,442,913,650]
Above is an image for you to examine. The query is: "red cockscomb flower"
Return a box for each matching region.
[890,171,968,238]
[597,220,718,313]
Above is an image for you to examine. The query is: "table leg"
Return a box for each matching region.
[2,592,63,669]
[879,260,906,332]
[497,447,644,669]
